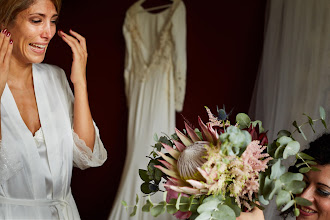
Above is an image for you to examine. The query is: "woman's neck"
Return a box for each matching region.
[8,58,33,89]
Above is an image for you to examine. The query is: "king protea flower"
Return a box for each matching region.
[154,117,219,196]
[154,108,272,211]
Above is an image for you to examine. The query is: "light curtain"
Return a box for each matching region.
[249,0,330,219]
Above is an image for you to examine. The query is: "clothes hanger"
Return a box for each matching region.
[139,0,174,12]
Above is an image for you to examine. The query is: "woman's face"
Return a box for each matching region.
[297,165,330,220]
[8,0,58,65]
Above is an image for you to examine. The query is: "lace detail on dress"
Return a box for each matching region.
[33,127,45,147]
[72,130,107,170]
[126,2,178,82]
[0,140,23,184]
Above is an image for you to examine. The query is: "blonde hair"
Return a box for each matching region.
[0,0,62,27]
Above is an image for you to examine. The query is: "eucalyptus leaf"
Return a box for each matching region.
[270,159,286,180]
[274,145,285,159]
[267,141,278,158]
[142,199,154,212]
[277,130,291,139]
[236,113,251,129]
[212,205,236,220]
[320,106,326,120]
[294,208,300,217]
[296,152,315,160]
[269,179,282,200]
[141,182,152,194]
[150,202,166,217]
[178,196,190,212]
[322,119,327,129]
[135,194,139,204]
[189,196,199,213]
[292,121,299,130]
[224,198,241,217]
[259,172,266,194]
[153,133,159,142]
[303,113,315,133]
[263,176,273,200]
[299,167,311,173]
[166,199,178,215]
[306,160,317,165]
[166,205,178,215]
[280,172,303,184]
[130,205,137,217]
[283,141,300,159]
[281,200,295,212]
[121,200,127,207]
[195,211,212,220]
[298,127,307,140]
[258,195,269,205]
[139,169,150,182]
[285,180,306,194]
[295,197,312,206]
[251,120,264,133]
[197,198,221,213]
[277,136,293,146]
[175,193,182,210]
[310,167,321,171]
[276,190,291,208]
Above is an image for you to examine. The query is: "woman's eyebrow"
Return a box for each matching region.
[29,13,58,18]
[318,183,330,189]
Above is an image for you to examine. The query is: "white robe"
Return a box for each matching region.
[0,63,107,219]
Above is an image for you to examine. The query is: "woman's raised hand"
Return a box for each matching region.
[58,29,88,87]
[0,29,13,92]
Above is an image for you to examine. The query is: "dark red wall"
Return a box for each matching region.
[44,0,266,219]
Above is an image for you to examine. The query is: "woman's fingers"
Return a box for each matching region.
[0,29,12,63]
[58,30,87,60]
[4,40,13,67]
[69,29,87,52]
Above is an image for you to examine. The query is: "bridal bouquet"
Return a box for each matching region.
[123,106,327,220]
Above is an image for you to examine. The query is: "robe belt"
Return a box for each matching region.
[0,190,73,220]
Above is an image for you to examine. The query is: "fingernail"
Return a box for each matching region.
[2,28,7,34]
[10,40,13,44]
[6,32,11,37]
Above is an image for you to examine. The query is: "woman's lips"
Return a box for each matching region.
[299,206,317,216]
[29,43,47,54]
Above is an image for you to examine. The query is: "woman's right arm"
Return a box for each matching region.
[0,28,14,138]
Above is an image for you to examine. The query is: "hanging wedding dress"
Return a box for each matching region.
[249,1,330,219]
[109,0,186,219]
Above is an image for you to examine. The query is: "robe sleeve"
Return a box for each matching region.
[55,66,107,170]
[171,1,187,112]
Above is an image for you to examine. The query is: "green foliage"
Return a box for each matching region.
[196,196,236,220]
[236,113,251,129]
[125,106,328,219]
[258,108,327,216]
[220,126,251,156]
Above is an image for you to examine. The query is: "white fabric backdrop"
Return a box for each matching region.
[249,0,330,219]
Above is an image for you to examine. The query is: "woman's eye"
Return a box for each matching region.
[32,20,42,23]
[51,20,57,24]
[317,189,330,197]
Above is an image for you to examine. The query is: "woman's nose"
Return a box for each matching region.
[299,185,315,203]
[41,24,53,39]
